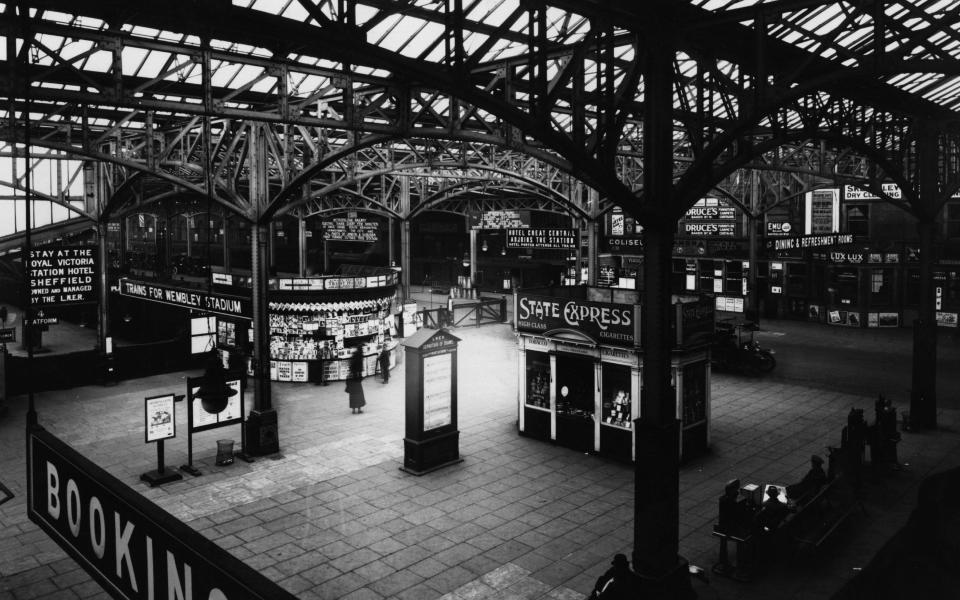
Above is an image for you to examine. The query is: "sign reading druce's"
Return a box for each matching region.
[29,245,98,306]
[516,293,636,346]
[28,426,298,600]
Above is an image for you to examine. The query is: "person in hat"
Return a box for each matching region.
[786,454,828,504]
[754,485,790,534]
[590,553,637,599]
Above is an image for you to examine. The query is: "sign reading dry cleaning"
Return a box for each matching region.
[28,426,298,600]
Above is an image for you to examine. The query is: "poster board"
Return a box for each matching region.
[423,353,453,431]
[144,394,176,443]
[188,377,244,433]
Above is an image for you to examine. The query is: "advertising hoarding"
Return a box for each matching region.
[29,245,98,307]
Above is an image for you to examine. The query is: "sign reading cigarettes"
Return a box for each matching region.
[29,245,98,306]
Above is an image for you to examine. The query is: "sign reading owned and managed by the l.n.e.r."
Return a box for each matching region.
[28,426,299,600]
[29,245,98,306]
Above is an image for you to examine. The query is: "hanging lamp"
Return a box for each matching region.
[195,357,237,414]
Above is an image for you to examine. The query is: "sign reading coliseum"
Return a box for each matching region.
[516,292,636,346]
[28,426,298,600]
[119,278,250,319]
[29,245,98,306]
[506,228,577,249]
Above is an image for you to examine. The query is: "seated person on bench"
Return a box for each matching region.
[717,479,756,537]
[755,485,790,534]
[786,454,827,505]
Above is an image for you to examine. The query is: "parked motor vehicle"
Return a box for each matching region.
[711,321,776,376]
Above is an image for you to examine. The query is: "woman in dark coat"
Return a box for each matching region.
[347,350,366,413]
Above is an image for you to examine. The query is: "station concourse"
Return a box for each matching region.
[3,2,960,599]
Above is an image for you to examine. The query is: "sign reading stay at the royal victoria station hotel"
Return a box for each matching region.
[27,426,299,600]
[506,228,577,249]
[29,245,98,306]
[516,293,638,346]
[118,278,251,319]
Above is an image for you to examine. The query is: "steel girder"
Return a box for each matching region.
[2,1,960,229]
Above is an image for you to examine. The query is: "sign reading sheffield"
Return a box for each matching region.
[27,426,298,600]
[516,293,636,346]
[119,278,250,319]
[29,245,98,306]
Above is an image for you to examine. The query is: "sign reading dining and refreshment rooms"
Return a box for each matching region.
[506,228,577,250]
[516,292,636,347]
[119,278,251,319]
[27,426,299,600]
[29,245,98,306]
[770,233,854,251]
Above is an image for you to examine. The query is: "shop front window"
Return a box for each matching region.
[947,204,960,239]
[555,355,595,419]
[829,268,859,305]
[601,364,632,429]
[525,351,550,409]
[682,362,707,428]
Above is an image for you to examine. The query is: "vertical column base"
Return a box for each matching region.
[245,408,280,456]
[634,556,695,600]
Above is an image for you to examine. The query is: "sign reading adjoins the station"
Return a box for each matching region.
[29,245,98,306]
[27,426,298,600]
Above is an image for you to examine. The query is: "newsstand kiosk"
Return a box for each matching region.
[515,287,713,462]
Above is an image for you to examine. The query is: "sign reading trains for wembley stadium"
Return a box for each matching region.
[119,278,250,319]
[516,292,636,346]
[29,245,98,306]
[27,426,298,600]
[770,233,854,251]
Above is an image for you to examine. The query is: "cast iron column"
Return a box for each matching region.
[911,123,938,430]
[245,124,280,455]
[635,6,691,597]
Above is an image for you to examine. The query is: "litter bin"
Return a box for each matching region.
[215,439,235,466]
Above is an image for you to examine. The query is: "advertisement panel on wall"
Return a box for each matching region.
[804,189,840,234]
[515,292,636,346]
[28,245,98,307]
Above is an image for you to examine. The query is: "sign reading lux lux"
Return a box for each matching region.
[28,427,297,600]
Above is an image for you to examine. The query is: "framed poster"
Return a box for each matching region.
[189,378,243,433]
[423,353,453,431]
[145,394,176,443]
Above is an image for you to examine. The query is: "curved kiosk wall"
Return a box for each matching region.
[515,286,714,463]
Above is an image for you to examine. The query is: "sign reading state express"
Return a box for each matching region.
[516,292,635,346]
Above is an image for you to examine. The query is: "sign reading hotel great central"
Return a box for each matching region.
[506,228,577,249]
[119,278,250,319]
[516,292,636,346]
[28,426,298,600]
[29,245,98,306]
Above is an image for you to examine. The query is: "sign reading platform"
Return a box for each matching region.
[29,245,98,307]
[27,426,299,600]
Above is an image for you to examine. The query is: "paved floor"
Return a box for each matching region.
[2,316,960,599]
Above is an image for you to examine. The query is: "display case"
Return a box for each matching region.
[522,350,551,440]
[600,363,633,458]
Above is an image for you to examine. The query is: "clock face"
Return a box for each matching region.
[560,385,569,398]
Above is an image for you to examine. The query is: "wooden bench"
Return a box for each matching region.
[780,474,864,553]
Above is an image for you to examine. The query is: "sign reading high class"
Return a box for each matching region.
[29,245,98,306]
[506,228,577,249]
[27,427,299,600]
[516,292,636,346]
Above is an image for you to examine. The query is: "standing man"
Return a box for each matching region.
[379,345,391,384]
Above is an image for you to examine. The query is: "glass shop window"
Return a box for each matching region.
[829,268,859,305]
[601,364,632,429]
[525,351,550,409]
[870,268,893,304]
[787,262,807,295]
[947,204,960,239]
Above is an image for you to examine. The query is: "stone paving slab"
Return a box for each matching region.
[2,322,960,600]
